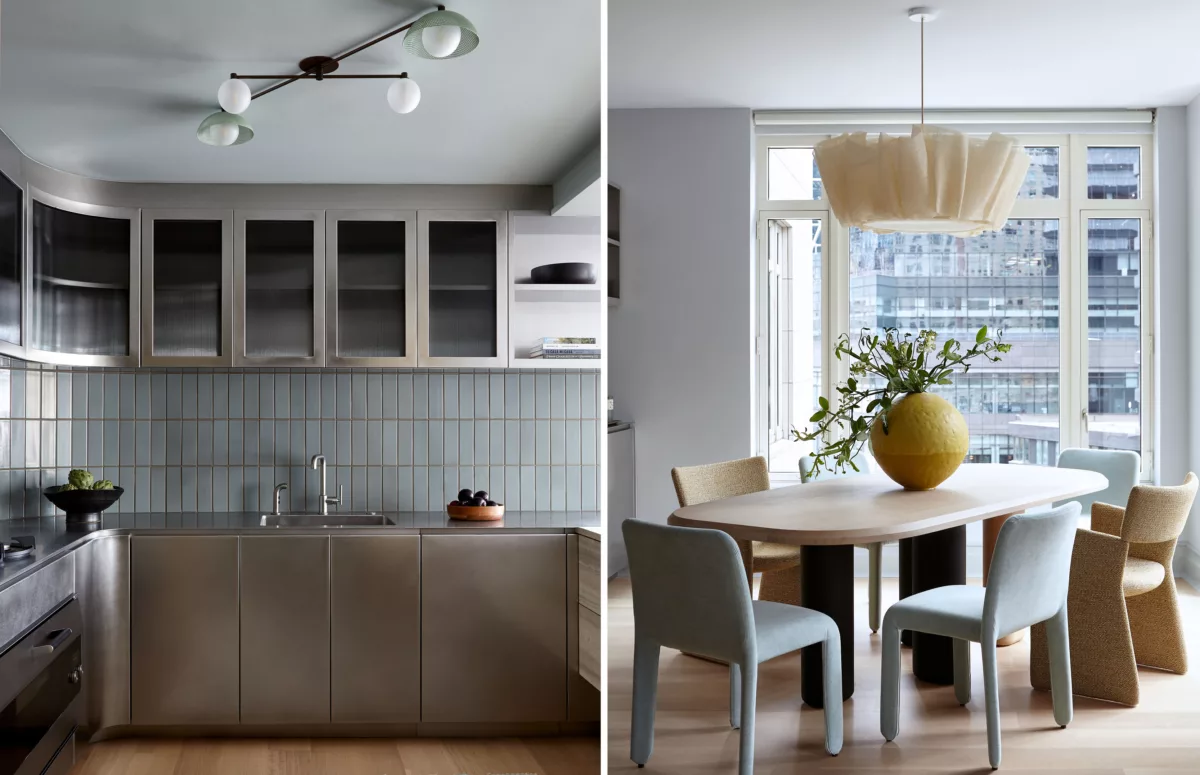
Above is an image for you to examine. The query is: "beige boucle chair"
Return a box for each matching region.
[1030,472,1197,706]
[671,456,802,607]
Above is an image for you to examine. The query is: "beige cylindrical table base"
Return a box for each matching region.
[982,513,1024,647]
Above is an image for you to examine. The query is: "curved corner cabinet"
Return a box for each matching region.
[141,210,234,366]
[27,188,139,366]
[325,210,417,367]
[0,171,23,358]
[234,210,325,367]
[417,211,509,367]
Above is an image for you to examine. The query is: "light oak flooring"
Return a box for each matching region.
[71,736,599,775]
[608,575,1200,774]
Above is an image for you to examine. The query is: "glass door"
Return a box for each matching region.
[141,210,233,365]
[234,210,324,366]
[27,188,139,366]
[325,210,416,366]
[417,211,508,366]
[0,171,21,356]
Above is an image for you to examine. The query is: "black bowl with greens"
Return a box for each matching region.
[44,469,123,524]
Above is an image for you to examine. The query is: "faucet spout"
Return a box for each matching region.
[309,454,340,516]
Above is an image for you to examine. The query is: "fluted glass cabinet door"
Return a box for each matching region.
[28,189,138,365]
[142,210,233,365]
[234,211,324,366]
[417,211,508,366]
[0,172,21,353]
[326,211,417,366]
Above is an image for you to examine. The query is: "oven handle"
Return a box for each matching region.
[29,628,74,657]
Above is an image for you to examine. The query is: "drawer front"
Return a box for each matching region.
[578,535,601,614]
[0,555,74,653]
[579,604,600,691]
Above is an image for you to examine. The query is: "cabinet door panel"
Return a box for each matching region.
[421,534,565,722]
[131,536,239,725]
[0,171,22,354]
[331,536,420,722]
[240,536,330,724]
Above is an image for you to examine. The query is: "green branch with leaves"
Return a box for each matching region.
[793,326,1012,477]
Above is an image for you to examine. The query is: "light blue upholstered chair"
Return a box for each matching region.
[800,454,885,632]
[1054,448,1140,517]
[623,520,843,774]
[880,502,1081,770]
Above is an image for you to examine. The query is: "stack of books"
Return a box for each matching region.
[530,337,600,359]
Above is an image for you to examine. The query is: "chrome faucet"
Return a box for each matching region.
[310,455,342,516]
[272,483,288,515]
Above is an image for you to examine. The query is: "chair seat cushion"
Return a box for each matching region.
[883,585,986,642]
[752,600,837,662]
[1122,558,1166,597]
[752,541,802,571]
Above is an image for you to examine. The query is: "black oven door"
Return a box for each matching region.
[0,600,82,775]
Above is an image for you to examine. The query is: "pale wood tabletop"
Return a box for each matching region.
[668,463,1108,545]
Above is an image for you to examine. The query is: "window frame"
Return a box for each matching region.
[755,131,1155,481]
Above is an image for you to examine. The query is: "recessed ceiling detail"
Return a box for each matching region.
[198,6,479,147]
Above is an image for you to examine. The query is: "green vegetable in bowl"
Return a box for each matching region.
[92,479,114,491]
[68,469,95,490]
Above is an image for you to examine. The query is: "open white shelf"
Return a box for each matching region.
[513,284,602,303]
[511,356,603,370]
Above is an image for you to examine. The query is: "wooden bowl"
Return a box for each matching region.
[447,502,505,521]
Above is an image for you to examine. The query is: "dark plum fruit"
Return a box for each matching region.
[485,500,498,507]
[473,490,489,501]
[459,499,474,506]
[472,496,488,507]
[457,488,473,502]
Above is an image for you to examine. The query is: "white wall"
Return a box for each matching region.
[608,109,755,525]
[1179,100,1200,583]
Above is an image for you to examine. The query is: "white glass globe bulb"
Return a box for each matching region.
[209,122,240,146]
[387,78,421,114]
[217,78,252,114]
[421,24,461,58]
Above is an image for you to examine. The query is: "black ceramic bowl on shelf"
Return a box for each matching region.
[43,487,124,525]
[530,262,596,284]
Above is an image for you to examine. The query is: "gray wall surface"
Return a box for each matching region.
[0,357,601,517]
[607,108,755,526]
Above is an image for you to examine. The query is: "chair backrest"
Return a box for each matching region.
[1055,448,1140,515]
[799,453,872,483]
[622,520,756,663]
[1120,472,1198,545]
[671,456,770,507]
[983,501,1081,637]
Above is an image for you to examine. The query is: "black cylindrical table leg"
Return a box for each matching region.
[911,525,967,685]
[799,544,854,708]
[899,537,913,646]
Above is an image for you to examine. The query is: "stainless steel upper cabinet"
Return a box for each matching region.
[417,211,509,367]
[325,210,417,367]
[141,210,234,366]
[0,171,23,358]
[234,210,325,367]
[26,188,140,366]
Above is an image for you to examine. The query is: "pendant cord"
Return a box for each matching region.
[920,18,925,125]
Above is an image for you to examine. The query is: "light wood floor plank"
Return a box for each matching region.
[607,575,1200,773]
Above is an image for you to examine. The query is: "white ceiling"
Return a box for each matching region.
[610,0,1200,110]
[0,0,599,184]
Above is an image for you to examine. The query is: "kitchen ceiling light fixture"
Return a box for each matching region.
[197,4,476,146]
[813,7,1030,236]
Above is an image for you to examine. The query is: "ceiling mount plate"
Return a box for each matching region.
[299,56,339,76]
[907,6,937,22]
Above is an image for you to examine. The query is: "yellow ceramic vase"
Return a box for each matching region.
[870,392,968,491]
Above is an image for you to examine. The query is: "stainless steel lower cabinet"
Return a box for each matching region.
[131,536,239,725]
[330,536,420,723]
[240,536,331,724]
[421,534,567,723]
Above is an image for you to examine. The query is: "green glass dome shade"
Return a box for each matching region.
[196,111,254,147]
[403,8,479,59]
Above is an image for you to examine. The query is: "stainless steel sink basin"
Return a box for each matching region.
[260,513,394,528]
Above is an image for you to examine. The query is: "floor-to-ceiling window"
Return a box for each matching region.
[756,126,1153,479]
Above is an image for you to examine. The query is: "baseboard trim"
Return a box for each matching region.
[1175,541,1200,589]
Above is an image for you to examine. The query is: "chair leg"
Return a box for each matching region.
[822,629,844,756]
[982,637,1002,770]
[868,543,882,633]
[730,662,742,728]
[880,613,902,742]
[737,661,758,775]
[953,638,972,706]
[630,635,661,767]
[758,562,802,606]
[1045,607,1073,728]
[1127,576,1189,675]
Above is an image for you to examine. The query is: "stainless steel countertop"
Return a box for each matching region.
[0,510,601,594]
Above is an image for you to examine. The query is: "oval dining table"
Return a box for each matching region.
[668,463,1107,708]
